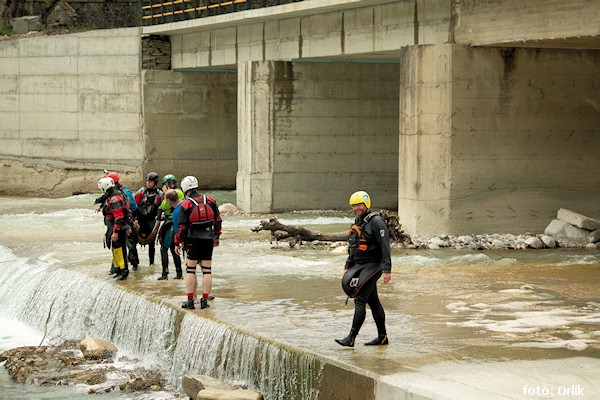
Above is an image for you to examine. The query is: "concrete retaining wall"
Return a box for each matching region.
[237,60,398,212]
[399,44,600,235]
[0,28,143,196]
[142,69,237,189]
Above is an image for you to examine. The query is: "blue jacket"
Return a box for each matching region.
[117,184,137,212]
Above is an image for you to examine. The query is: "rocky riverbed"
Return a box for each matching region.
[0,339,178,397]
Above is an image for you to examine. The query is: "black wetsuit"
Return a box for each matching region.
[344,212,391,338]
[135,186,162,265]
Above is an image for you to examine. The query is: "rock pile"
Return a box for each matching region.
[545,208,600,244]
[0,338,167,394]
[401,208,600,251]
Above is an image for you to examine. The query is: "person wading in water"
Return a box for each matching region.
[336,190,392,347]
[134,172,163,266]
[157,174,184,280]
[175,176,221,310]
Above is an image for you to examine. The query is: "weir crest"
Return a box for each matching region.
[0,246,323,399]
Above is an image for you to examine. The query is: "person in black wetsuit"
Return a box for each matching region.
[157,174,184,280]
[134,172,163,266]
[335,190,392,347]
[97,177,131,281]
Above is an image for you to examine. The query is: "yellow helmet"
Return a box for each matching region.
[349,191,371,209]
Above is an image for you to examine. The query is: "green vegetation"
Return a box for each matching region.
[0,25,14,35]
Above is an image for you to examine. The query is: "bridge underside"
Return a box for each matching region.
[143,0,600,235]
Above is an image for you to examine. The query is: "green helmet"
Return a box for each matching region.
[162,174,176,184]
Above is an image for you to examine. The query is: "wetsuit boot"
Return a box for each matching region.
[118,268,129,281]
[149,243,155,266]
[364,335,389,346]
[335,331,357,347]
[182,299,195,309]
[159,246,169,280]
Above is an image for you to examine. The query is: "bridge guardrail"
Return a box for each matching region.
[141,0,303,26]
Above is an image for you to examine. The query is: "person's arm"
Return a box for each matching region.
[371,217,392,283]
[208,197,222,245]
[174,202,188,245]
[108,195,129,240]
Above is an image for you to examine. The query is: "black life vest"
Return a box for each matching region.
[139,187,159,217]
[348,212,379,251]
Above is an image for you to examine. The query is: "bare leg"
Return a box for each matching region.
[186,260,198,298]
[200,260,212,297]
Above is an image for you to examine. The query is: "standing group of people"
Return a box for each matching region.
[97,175,391,343]
[96,172,221,310]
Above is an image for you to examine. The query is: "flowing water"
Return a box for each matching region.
[1,194,600,399]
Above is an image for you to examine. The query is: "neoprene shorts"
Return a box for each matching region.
[185,238,214,261]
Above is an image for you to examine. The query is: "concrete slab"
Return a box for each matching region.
[378,358,600,400]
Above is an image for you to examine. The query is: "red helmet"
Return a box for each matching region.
[105,172,119,183]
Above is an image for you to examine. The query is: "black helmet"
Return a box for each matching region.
[146,172,159,183]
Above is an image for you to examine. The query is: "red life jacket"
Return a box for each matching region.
[189,196,215,228]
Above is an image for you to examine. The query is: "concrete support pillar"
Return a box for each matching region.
[237,61,274,212]
[237,60,399,213]
[399,44,600,236]
[399,44,453,235]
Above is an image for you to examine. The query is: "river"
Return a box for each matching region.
[1,193,599,399]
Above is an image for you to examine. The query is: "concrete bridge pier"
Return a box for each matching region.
[399,44,600,236]
[236,60,399,212]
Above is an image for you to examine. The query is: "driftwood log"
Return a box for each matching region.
[251,210,413,246]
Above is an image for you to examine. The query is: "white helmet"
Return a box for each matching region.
[181,176,199,193]
[98,177,115,193]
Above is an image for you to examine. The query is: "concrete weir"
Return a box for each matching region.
[1,0,600,236]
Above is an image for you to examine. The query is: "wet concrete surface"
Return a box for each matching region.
[84,246,600,399]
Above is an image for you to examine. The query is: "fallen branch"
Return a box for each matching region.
[251,211,414,246]
[251,217,348,245]
[378,210,414,245]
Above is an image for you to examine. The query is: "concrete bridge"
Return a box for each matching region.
[1,0,599,235]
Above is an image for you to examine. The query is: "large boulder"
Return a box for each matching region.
[79,338,117,360]
[218,203,239,216]
[544,219,589,239]
[541,235,556,248]
[183,374,235,399]
[587,230,600,243]
[557,208,600,231]
[196,388,264,400]
[525,236,544,249]
[11,16,41,34]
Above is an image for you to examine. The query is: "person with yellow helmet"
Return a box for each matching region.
[336,190,392,347]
